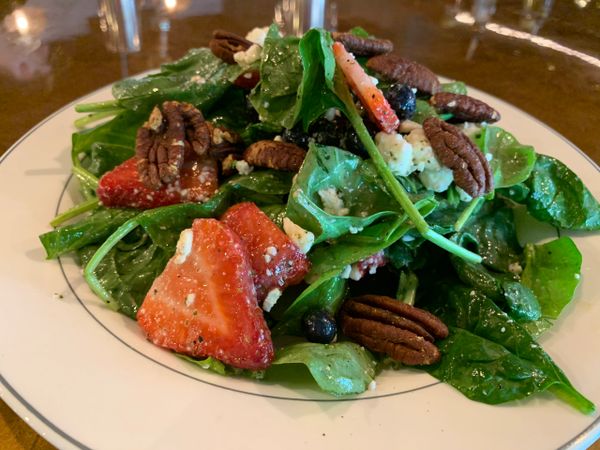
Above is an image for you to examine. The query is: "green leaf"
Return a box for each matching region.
[249,25,303,128]
[475,126,537,189]
[439,81,468,95]
[40,208,139,259]
[412,99,439,124]
[286,143,401,243]
[112,48,241,113]
[271,342,377,395]
[525,154,600,230]
[423,285,595,414]
[521,237,582,319]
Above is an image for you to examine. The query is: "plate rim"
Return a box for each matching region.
[1,79,599,450]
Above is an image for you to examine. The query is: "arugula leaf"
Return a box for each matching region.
[270,342,377,395]
[112,48,242,113]
[475,126,537,189]
[249,25,303,128]
[525,154,600,230]
[423,285,595,414]
[521,237,582,319]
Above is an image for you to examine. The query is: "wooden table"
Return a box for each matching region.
[0,0,598,448]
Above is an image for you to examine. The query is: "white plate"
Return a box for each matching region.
[1,83,599,450]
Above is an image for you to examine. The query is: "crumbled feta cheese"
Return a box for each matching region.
[418,166,454,192]
[233,43,262,67]
[324,107,338,121]
[185,293,196,307]
[349,225,363,234]
[266,268,273,276]
[283,218,315,254]
[190,74,206,85]
[368,380,377,391]
[349,265,363,281]
[174,229,193,264]
[245,26,270,46]
[340,265,352,279]
[508,262,523,275]
[235,160,253,175]
[456,186,473,202]
[405,127,431,152]
[264,254,272,263]
[485,153,493,161]
[375,132,414,177]
[369,76,379,86]
[262,288,282,312]
[273,135,283,142]
[318,187,349,216]
[266,246,278,256]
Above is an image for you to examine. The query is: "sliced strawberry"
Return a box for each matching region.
[97,156,218,209]
[136,218,274,370]
[332,41,400,134]
[221,202,310,303]
[347,250,387,281]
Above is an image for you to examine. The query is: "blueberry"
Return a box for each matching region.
[302,309,337,344]
[282,127,310,148]
[384,84,416,121]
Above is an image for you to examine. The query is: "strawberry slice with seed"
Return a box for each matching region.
[221,202,310,303]
[97,156,218,209]
[137,218,274,370]
[332,41,400,134]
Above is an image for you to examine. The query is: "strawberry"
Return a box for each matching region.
[136,218,274,370]
[332,42,400,134]
[97,156,218,209]
[221,202,310,303]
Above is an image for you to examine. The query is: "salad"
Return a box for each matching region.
[40,25,600,414]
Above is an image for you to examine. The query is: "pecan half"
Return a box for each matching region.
[331,32,393,56]
[209,30,253,64]
[423,117,493,198]
[135,101,211,190]
[243,140,306,171]
[233,69,260,89]
[339,295,448,365]
[430,92,500,123]
[366,54,440,94]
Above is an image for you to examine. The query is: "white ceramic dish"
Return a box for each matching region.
[0,83,599,450]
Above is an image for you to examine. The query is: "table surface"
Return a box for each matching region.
[0,0,599,448]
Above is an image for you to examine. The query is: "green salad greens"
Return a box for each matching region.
[40,25,599,414]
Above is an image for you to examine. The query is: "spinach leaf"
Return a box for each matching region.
[525,154,600,230]
[270,342,377,395]
[40,208,139,259]
[112,48,242,113]
[439,81,468,95]
[307,199,437,280]
[450,256,541,322]
[475,126,537,189]
[286,143,403,243]
[521,237,582,319]
[423,285,594,414]
[459,202,522,273]
[179,355,265,379]
[412,99,439,124]
[249,25,303,128]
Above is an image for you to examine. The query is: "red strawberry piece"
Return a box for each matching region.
[346,250,387,281]
[332,41,400,134]
[136,218,274,370]
[97,156,218,209]
[221,202,310,304]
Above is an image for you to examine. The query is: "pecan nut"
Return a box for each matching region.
[233,69,260,89]
[366,54,440,94]
[136,101,211,190]
[331,32,393,56]
[430,92,500,123]
[206,122,243,161]
[209,30,253,64]
[423,117,493,198]
[339,295,449,365]
[243,140,306,171]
